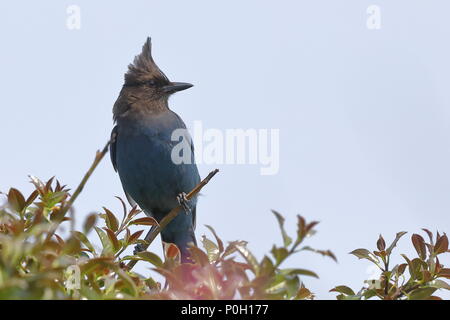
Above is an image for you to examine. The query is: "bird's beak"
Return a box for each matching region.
[162,82,193,94]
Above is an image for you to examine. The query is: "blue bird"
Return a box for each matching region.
[110,37,200,262]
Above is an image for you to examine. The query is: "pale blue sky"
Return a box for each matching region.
[1,1,450,299]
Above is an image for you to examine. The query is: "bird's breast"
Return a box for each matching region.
[115,120,200,214]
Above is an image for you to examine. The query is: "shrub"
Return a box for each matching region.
[0,176,335,300]
[331,230,450,300]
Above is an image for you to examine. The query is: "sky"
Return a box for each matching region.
[1,0,450,299]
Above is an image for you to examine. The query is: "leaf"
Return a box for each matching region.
[434,233,448,255]
[282,268,319,279]
[222,240,247,258]
[296,287,313,300]
[403,256,428,280]
[422,228,434,244]
[115,196,128,225]
[94,226,113,255]
[104,227,120,252]
[201,235,220,262]
[116,268,138,297]
[29,175,46,195]
[271,246,289,265]
[83,213,97,234]
[408,287,437,300]
[163,242,181,260]
[103,207,119,232]
[330,286,355,296]
[72,231,96,253]
[24,190,39,208]
[128,230,144,245]
[188,246,210,266]
[130,217,159,226]
[386,231,407,255]
[265,273,299,298]
[7,188,26,213]
[233,242,260,275]
[272,210,293,247]
[81,257,115,274]
[397,263,408,276]
[438,268,450,279]
[411,234,427,260]
[259,256,275,276]
[45,177,55,192]
[431,279,450,290]
[296,215,306,244]
[205,225,224,254]
[349,248,378,264]
[136,251,163,268]
[377,235,386,251]
[302,246,338,262]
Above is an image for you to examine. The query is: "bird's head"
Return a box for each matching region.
[123,37,193,101]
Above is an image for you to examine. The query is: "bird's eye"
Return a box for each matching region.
[147,80,157,86]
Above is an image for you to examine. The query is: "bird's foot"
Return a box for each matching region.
[177,192,191,215]
[133,243,146,255]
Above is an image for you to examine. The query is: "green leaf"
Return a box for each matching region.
[94,226,113,256]
[259,256,275,276]
[201,235,220,262]
[408,287,437,300]
[233,241,260,275]
[282,268,319,279]
[271,210,293,247]
[136,251,164,268]
[222,240,247,258]
[265,273,300,298]
[72,231,96,253]
[431,279,450,290]
[271,246,289,265]
[116,268,138,297]
[349,248,378,264]
[205,225,224,254]
[330,285,355,296]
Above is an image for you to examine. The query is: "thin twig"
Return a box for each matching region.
[126,169,220,270]
[45,137,113,242]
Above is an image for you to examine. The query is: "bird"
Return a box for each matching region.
[110,37,200,262]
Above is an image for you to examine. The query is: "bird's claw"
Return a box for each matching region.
[133,243,145,255]
[177,192,191,215]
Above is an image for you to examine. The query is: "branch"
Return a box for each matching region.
[126,168,220,270]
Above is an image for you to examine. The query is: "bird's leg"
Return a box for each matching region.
[177,192,191,215]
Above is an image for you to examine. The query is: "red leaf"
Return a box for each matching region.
[130,217,159,226]
[435,234,449,255]
[411,234,427,259]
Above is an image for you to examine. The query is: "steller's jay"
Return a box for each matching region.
[110,37,200,262]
